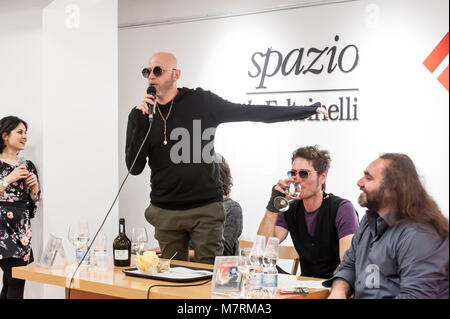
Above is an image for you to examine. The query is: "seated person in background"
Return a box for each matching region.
[257,145,359,278]
[325,153,449,299]
[153,154,243,260]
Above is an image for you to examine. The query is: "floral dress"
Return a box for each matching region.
[0,160,39,264]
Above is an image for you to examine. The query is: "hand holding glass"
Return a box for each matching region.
[273,171,301,212]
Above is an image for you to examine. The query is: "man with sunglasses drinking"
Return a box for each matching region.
[126,52,328,265]
[258,146,359,278]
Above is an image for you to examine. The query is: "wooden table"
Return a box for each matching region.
[12,258,329,299]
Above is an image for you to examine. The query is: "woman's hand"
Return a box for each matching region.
[25,172,38,189]
[25,172,40,201]
[5,165,29,184]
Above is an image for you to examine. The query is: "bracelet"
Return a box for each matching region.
[31,190,40,202]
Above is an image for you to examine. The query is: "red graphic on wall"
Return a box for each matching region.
[423,32,449,91]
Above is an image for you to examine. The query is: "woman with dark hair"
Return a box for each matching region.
[0,116,40,299]
[216,154,243,256]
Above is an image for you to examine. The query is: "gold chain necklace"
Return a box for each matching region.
[156,98,174,145]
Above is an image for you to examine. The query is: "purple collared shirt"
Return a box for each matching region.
[275,199,359,239]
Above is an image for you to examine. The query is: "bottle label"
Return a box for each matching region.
[262,273,278,288]
[114,249,129,260]
[76,248,90,265]
[248,272,262,289]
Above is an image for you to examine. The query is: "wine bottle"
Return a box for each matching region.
[113,218,131,267]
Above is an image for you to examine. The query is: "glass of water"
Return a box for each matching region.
[263,237,279,268]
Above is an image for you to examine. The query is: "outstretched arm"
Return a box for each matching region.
[203,88,328,125]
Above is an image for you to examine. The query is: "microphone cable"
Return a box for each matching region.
[67,108,154,299]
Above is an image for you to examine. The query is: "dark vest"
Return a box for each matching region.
[284,193,345,279]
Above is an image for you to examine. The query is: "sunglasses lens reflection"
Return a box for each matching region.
[142,68,150,78]
[153,66,163,77]
[299,171,309,178]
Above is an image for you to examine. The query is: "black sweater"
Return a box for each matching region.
[125,87,320,210]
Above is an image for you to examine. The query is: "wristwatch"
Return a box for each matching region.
[1,178,9,188]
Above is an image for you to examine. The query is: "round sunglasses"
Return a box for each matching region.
[142,66,177,78]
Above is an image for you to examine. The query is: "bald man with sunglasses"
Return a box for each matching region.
[126,52,329,265]
[258,146,359,278]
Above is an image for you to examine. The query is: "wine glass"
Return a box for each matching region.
[263,237,279,268]
[131,227,148,255]
[67,224,79,248]
[67,220,90,264]
[249,235,265,268]
[238,248,252,298]
[273,171,301,212]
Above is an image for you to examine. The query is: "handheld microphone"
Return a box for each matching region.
[18,156,27,167]
[147,86,156,118]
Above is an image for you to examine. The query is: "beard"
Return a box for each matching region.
[358,186,387,212]
[155,75,176,97]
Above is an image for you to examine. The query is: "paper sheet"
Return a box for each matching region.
[131,266,213,279]
[277,274,330,290]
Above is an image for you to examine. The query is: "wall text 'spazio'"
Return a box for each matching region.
[248,35,359,89]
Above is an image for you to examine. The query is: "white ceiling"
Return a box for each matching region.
[0,0,351,28]
[118,0,352,28]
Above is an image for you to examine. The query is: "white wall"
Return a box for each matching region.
[42,0,118,298]
[118,0,449,257]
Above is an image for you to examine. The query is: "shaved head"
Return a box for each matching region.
[149,52,178,69]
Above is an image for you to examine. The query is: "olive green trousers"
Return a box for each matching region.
[145,201,225,265]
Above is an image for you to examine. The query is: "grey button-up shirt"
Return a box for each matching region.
[323,211,449,299]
